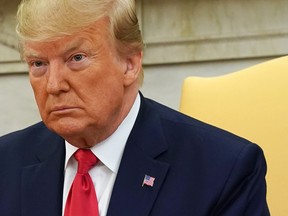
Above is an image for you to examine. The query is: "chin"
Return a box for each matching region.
[46,120,85,138]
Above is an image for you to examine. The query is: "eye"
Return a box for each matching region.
[32,61,45,67]
[67,53,90,70]
[28,60,48,77]
[72,54,86,62]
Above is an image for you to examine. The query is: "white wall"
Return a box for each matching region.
[0,74,40,135]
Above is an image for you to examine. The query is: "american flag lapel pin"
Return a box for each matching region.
[142,174,155,187]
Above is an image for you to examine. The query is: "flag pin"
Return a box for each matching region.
[142,174,155,187]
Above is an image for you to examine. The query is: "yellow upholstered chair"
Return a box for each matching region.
[180,56,288,216]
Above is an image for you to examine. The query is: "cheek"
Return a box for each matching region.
[78,67,124,101]
[30,78,48,113]
[81,81,123,116]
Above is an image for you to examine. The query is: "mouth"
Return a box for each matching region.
[50,106,79,115]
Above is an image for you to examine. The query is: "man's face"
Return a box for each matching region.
[23,18,141,147]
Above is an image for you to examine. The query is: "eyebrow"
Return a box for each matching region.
[62,39,86,55]
[62,36,96,56]
[22,51,46,62]
[23,38,90,60]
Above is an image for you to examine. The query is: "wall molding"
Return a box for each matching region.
[138,0,288,65]
[144,29,288,45]
[0,62,27,74]
[143,30,288,64]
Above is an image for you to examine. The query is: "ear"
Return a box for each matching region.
[123,51,143,87]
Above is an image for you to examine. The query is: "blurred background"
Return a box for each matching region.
[1,0,288,136]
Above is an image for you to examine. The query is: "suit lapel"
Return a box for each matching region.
[107,96,170,216]
[21,131,65,216]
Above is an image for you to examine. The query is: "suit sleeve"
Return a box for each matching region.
[211,143,270,216]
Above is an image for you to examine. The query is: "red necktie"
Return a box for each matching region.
[64,149,99,216]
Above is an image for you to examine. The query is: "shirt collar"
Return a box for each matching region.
[65,93,141,173]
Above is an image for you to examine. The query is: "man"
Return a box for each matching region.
[0,0,269,215]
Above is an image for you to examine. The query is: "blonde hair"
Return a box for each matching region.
[16,0,144,83]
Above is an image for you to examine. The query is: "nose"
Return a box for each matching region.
[46,62,70,94]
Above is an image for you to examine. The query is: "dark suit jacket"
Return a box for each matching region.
[0,95,269,216]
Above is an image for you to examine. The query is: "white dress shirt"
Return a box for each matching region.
[62,94,140,216]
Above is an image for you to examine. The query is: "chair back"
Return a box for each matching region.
[180,56,288,215]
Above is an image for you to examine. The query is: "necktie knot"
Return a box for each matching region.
[65,148,100,216]
[74,149,98,174]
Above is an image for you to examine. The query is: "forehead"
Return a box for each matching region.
[22,18,111,57]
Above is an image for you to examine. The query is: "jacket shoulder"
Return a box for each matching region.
[0,122,57,149]
[143,97,263,156]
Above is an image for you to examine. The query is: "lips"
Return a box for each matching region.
[50,105,79,114]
